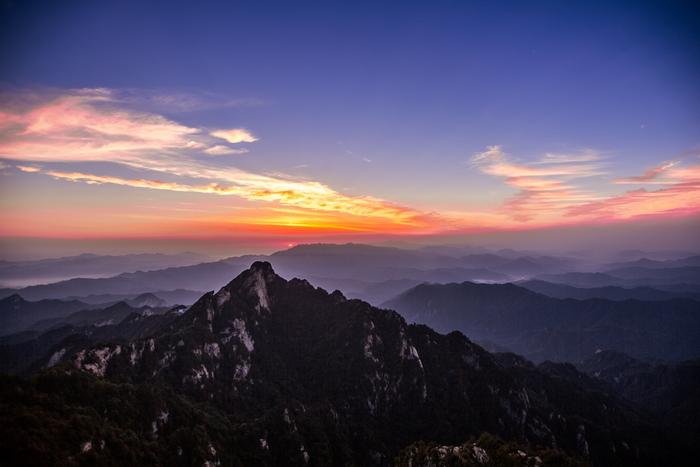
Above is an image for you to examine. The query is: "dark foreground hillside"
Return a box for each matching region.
[0,263,694,466]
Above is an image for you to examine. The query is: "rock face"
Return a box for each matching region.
[3,262,693,466]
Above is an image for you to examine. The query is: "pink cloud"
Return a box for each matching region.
[567,165,700,220]
[470,146,603,222]
[615,160,679,184]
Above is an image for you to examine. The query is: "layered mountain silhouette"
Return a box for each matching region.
[0,294,95,335]
[519,279,700,301]
[0,252,209,287]
[382,281,700,363]
[2,262,694,465]
[0,244,587,305]
[536,269,700,291]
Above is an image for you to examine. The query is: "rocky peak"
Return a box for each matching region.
[128,292,166,308]
[41,262,684,466]
[214,261,278,313]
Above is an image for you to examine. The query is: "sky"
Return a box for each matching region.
[0,0,699,258]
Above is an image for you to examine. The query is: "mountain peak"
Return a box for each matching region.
[249,260,274,274]
[2,293,25,304]
[226,261,276,312]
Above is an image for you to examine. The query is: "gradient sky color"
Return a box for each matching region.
[1,0,699,256]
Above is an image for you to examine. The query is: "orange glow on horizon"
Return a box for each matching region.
[1,91,700,241]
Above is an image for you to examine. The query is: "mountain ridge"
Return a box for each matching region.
[383,280,700,363]
[22,261,688,465]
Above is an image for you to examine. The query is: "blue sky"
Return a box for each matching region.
[0,0,699,254]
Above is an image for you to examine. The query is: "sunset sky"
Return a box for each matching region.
[1,0,699,257]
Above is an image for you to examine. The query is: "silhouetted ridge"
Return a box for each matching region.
[0,263,694,466]
[385,280,700,362]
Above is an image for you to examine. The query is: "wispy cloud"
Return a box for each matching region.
[567,164,700,220]
[210,128,258,144]
[470,145,604,221]
[118,90,265,113]
[614,160,679,184]
[16,165,41,173]
[203,145,249,156]
[534,150,602,165]
[35,168,430,224]
[2,89,699,236]
[0,88,435,231]
[0,88,200,163]
[470,145,700,224]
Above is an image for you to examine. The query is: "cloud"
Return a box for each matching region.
[16,165,41,172]
[469,146,700,225]
[210,128,258,144]
[567,164,700,220]
[535,150,602,164]
[468,146,700,225]
[470,146,604,221]
[0,89,200,163]
[203,145,249,156]
[119,90,265,113]
[3,89,699,235]
[615,160,679,185]
[39,168,432,225]
[470,145,505,165]
[0,89,436,230]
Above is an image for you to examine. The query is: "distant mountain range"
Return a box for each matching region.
[0,292,176,337]
[518,279,700,301]
[383,281,700,363]
[603,255,700,271]
[0,252,210,287]
[536,268,700,291]
[2,244,699,308]
[1,262,692,465]
[0,258,252,301]
[0,294,97,336]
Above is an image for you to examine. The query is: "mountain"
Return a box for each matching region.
[0,294,95,336]
[0,244,589,305]
[0,258,253,301]
[346,279,423,306]
[395,433,581,466]
[62,289,205,306]
[610,250,700,263]
[459,254,576,277]
[28,301,168,332]
[579,350,700,446]
[0,306,183,375]
[382,282,700,363]
[518,279,700,301]
[268,244,514,285]
[126,292,167,308]
[0,252,210,287]
[536,271,700,291]
[603,255,700,271]
[602,266,700,283]
[5,262,692,466]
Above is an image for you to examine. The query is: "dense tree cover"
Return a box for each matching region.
[0,370,250,466]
